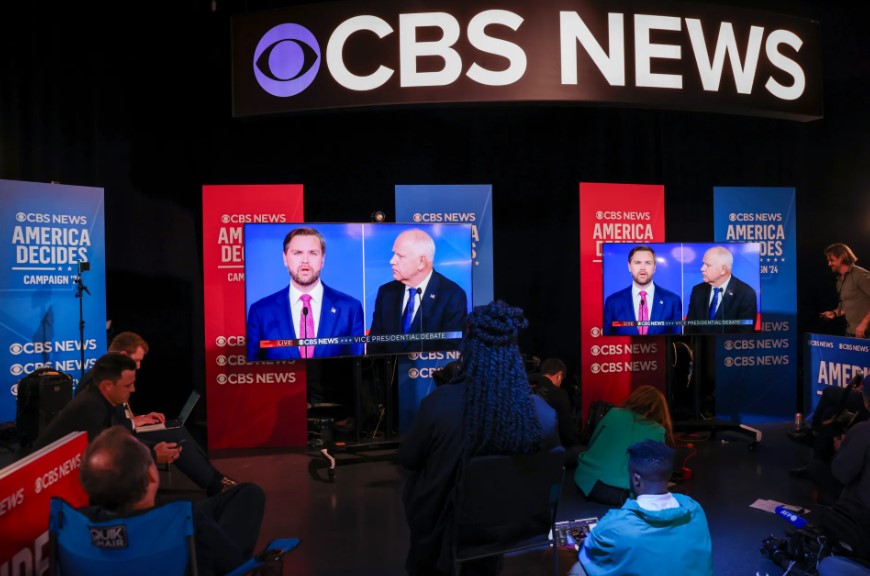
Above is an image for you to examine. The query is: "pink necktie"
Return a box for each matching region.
[300,294,315,358]
[638,290,648,335]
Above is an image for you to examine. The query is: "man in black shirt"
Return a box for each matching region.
[532,358,581,461]
[36,352,236,496]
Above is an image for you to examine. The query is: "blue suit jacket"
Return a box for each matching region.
[368,270,468,354]
[246,282,365,360]
[685,275,758,334]
[603,285,683,335]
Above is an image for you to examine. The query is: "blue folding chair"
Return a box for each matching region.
[49,497,197,576]
[819,555,870,576]
[50,497,301,576]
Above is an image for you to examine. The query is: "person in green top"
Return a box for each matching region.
[574,385,674,505]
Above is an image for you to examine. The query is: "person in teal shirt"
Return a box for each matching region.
[571,440,714,576]
[574,385,673,505]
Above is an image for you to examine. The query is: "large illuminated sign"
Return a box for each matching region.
[232,0,822,121]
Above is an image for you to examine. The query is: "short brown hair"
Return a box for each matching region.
[628,245,656,262]
[109,331,149,355]
[283,227,325,254]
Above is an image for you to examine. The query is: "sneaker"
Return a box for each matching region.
[220,476,239,492]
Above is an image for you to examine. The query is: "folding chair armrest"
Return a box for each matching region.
[225,538,301,576]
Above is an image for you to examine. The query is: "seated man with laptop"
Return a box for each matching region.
[74,331,163,426]
[78,331,237,494]
[36,352,238,496]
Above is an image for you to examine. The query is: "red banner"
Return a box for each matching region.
[0,432,88,571]
[579,183,667,418]
[202,185,306,449]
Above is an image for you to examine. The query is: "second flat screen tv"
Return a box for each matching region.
[601,242,762,336]
[244,222,473,360]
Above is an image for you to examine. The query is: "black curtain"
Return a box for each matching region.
[2,0,867,418]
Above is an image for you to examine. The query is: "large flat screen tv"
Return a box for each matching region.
[244,222,473,360]
[601,242,762,335]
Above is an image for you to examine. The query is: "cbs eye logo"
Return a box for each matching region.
[254,23,321,97]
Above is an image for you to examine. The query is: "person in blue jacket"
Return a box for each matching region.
[571,439,713,576]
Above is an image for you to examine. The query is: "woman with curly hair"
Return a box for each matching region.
[397,300,560,576]
[574,385,674,506]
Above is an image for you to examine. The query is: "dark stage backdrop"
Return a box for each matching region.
[1,0,867,426]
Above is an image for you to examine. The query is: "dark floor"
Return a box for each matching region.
[193,419,824,576]
[1,420,823,576]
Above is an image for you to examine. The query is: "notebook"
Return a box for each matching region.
[136,391,201,433]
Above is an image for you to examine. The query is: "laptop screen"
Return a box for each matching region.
[177,391,201,424]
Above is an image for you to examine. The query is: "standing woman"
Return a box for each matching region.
[574,385,674,506]
[397,300,560,576]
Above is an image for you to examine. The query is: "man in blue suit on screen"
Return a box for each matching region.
[369,228,468,354]
[603,245,683,336]
[246,226,364,360]
[685,245,758,334]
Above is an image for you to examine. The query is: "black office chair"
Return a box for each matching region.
[451,448,566,576]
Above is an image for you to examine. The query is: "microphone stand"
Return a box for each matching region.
[73,267,91,381]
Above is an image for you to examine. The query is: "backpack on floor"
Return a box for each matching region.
[579,400,613,446]
[15,368,73,447]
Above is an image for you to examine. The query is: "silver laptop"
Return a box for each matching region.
[136,391,200,433]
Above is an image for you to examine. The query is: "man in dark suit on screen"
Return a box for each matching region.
[246,226,364,360]
[603,245,683,335]
[368,228,468,354]
[685,245,758,334]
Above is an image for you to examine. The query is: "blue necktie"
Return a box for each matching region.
[403,287,416,333]
[709,287,722,320]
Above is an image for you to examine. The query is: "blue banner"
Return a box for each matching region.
[0,180,107,423]
[713,187,796,421]
[394,185,494,432]
[805,333,869,414]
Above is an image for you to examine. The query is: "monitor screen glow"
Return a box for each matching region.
[601,242,762,336]
[243,222,473,360]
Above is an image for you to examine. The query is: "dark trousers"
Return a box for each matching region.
[196,483,266,558]
[192,483,267,575]
[137,426,222,493]
[586,480,630,507]
[820,496,870,561]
